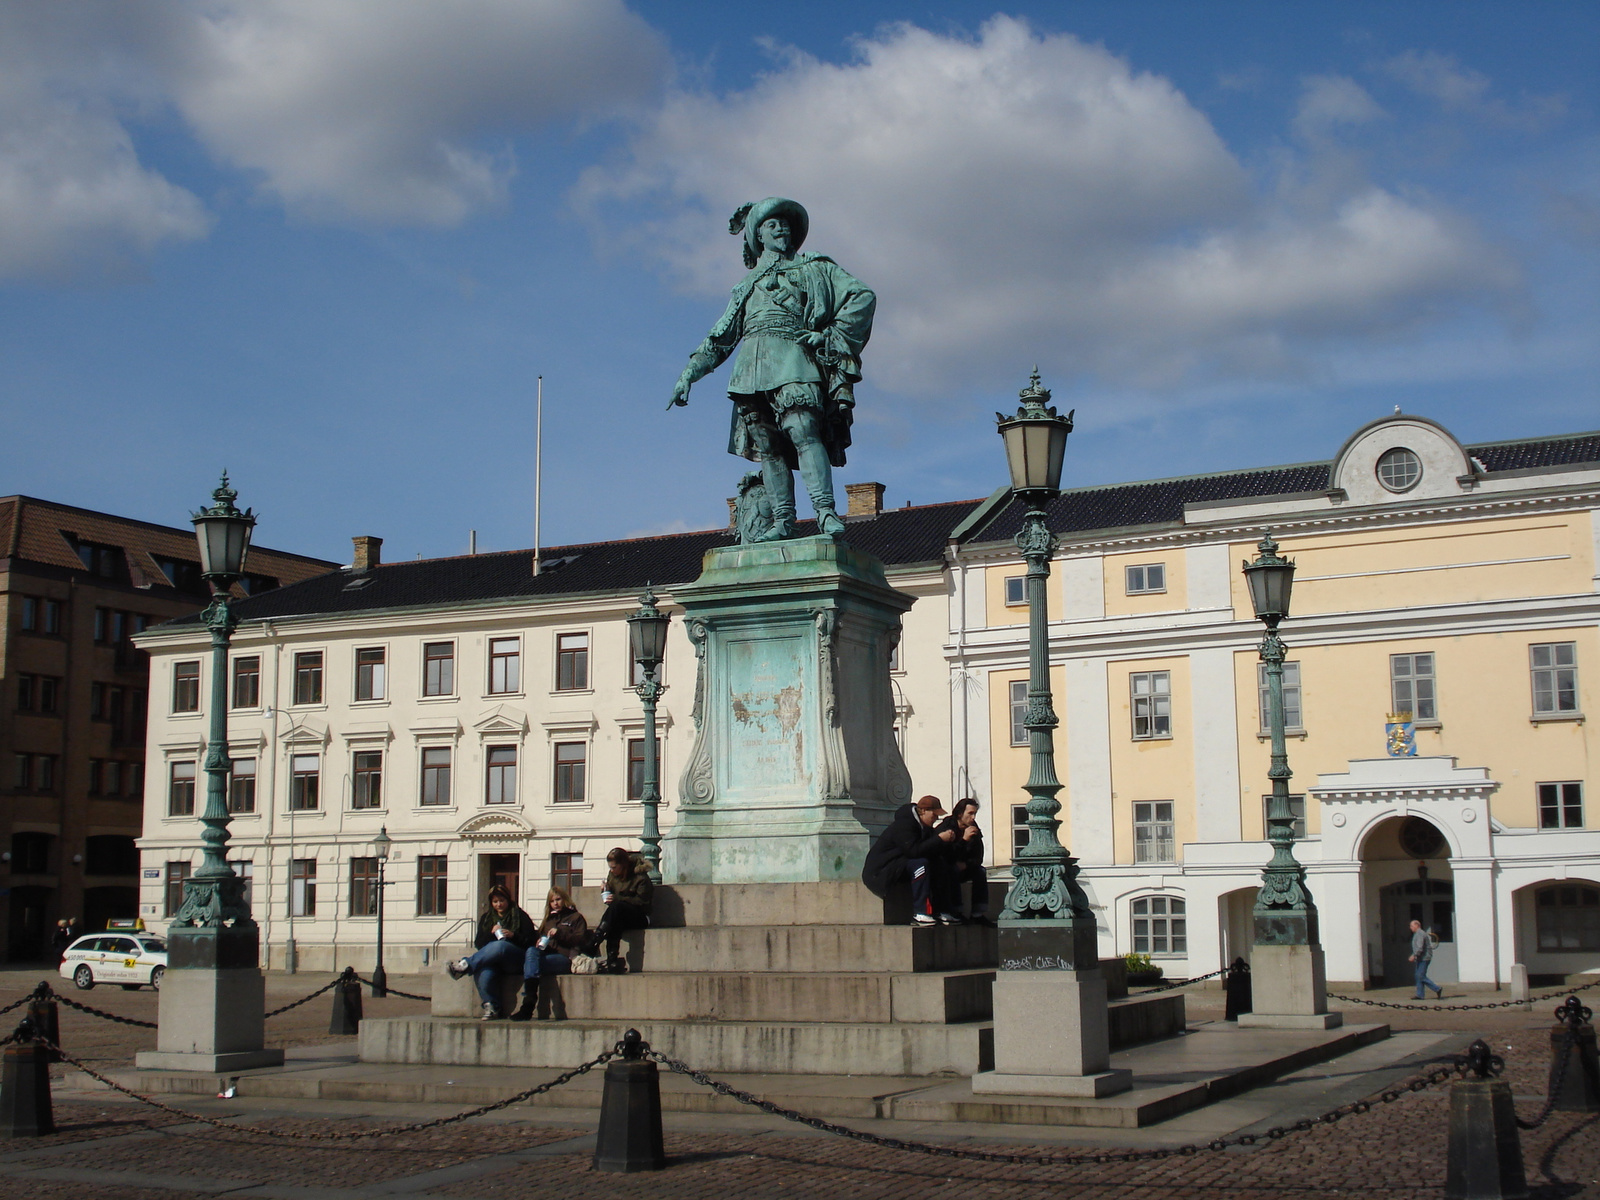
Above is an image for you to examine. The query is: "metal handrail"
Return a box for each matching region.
[430,917,474,962]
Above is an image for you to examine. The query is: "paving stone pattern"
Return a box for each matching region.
[0,971,1596,1198]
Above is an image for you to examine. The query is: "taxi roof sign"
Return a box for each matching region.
[105,917,145,932]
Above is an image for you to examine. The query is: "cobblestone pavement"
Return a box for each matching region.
[0,969,1594,1198]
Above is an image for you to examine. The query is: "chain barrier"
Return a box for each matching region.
[16,1020,620,1142]
[1326,975,1600,1012]
[263,977,341,1020]
[1515,1026,1576,1132]
[645,1047,1461,1166]
[354,976,430,1002]
[1128,967,1226,995]
[50,988,158,1029]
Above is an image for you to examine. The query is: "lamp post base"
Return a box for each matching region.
[972,1068,1133,1098]
[976,966,1130,1097]
[1235,943,1342,1029]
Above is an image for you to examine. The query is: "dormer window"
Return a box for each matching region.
[1376,447,1422,493]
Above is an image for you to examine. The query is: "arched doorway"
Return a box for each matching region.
[1360,815,1456,985]
[1218,887,1257,968]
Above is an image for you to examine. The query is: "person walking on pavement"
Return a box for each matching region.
[1409,918,1444,999]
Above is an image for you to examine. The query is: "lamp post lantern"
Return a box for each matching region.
[176,472,256,925]
[371,826,392,998]
[993,372,1092,944]
[1242,532,1318,946]
[628,588,671,884]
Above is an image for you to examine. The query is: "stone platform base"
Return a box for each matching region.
[1238,1012,1345,1030]
[136,1048,284,1072]
[971,1068,1133,1098]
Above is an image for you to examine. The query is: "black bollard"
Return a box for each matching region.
[1549,996,1600,1113]
[1223,958,1252,1021]
[0,1020,55,1138]
[329,971,364,1035]
[26,983,60,1065]
[1445,1040,1526,1200]
[593,1029,665,1173]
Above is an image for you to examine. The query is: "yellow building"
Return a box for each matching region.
[951,414,1599,987]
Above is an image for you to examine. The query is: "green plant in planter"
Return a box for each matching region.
[1123,951,1164,985]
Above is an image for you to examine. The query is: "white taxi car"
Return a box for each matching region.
[59,932,167,991]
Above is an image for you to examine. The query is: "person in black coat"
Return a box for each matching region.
[446,885,537,1019]
[862,795,959,925]
[936,798,992,924]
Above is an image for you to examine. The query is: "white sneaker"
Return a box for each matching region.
[480,1001,500,1021]
[936,913,965,926]
[446,958,470,980]
[910,913,937,927]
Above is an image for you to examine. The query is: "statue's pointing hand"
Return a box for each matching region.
[669,372,692,410]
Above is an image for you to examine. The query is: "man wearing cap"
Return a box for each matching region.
[671,197,876,541]
[862,795,961,926]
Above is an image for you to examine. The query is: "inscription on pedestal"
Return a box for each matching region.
[726,634,808,794]
[998,923,1099,971]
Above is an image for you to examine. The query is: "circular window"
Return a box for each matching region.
[1376,447,1422,493]
[1398,817,1446,860]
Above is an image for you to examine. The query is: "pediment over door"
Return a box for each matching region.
[456,810,535,843]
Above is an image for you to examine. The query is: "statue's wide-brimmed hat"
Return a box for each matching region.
[733,197,809,261]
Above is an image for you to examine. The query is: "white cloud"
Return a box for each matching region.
[173,0,667,225]
[0,0,667,278]
[579,17,1520,397]
[1293,75,1385,137]
[1384,50,1564,130]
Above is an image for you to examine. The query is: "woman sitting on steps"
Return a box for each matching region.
[509,886,590,1021]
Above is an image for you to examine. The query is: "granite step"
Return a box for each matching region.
[433,968,995,1023]
[601,922,997,974]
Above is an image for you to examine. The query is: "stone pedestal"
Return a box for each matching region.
[135,927,283,1072]
[1236,943,1343,1030]
[663,536,913,884]
[972,968,1131,1097]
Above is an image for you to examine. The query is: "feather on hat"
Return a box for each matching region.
[730,197,809,268]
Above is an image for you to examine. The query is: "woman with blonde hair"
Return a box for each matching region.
[510,886,589,1021]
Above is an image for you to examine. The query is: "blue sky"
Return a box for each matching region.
[1,2,1595,565]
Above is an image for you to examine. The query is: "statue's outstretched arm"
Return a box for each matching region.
[670,296,741,408]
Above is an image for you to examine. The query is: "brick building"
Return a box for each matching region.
[0,495,333,960]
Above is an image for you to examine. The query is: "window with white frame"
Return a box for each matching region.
[420,747,452,806]
[290,859,316,917]
[553,741,586,802]
[485,745,518,804]
[352,751,383,809]
[1003,576,1025,606]
[1257,661,1302,731]
[1390,653,1436,722]
[1133,800,1175,863]
[292,651,323,705]
[555,633,589,691]
[423,642,455,697]
[1376,447,1422,493]
[168,760,196,816]
[1538,782,1584,830]
[1011,804,1030,856]
[1132,896,1186,954]
[1261,794,1307,839]
[1125,563,1165,594]
[1530,642,1578,716]
[1130,671,1171,739]
[627,738,646,803]
[1009,679,1029,745]
[232,657,260,709]
[290,754,320,811]
[228,758,256,814]
[355,647,386,701]
[488,638,521,694]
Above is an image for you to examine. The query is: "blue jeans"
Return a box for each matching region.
[1413,958,1441,998]
[525,947,571,980]
[464,939,524,1006]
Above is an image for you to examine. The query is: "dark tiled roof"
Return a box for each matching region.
[970,429,1600,544]
[0,495,335,592]
[1468,432,1600,472]
[172,498,984,626]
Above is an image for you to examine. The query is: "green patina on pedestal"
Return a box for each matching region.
[663,535,913,883]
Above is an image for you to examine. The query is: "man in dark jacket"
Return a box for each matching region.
[936,798,992,924]
[862,795,958,925]
[595,847,653,972]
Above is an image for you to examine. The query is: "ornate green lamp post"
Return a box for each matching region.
[994,373,1093,950]
[976,372,1130,1098]
[139,474,285,1071]
[627,588,671,884]
[1237,532,1339,1029]
[1242,533,1318,945]
[371,826,392,998]
[174,473,256,927]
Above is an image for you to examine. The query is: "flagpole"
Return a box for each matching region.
[534,374,543,576]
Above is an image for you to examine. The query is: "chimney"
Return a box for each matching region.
[845,482,886,517]
[352,535,383,572]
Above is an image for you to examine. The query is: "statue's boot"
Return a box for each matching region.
[798,442,845,535]
[754,459,795,541]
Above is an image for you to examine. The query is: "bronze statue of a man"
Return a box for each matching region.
[671,198,876,540]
